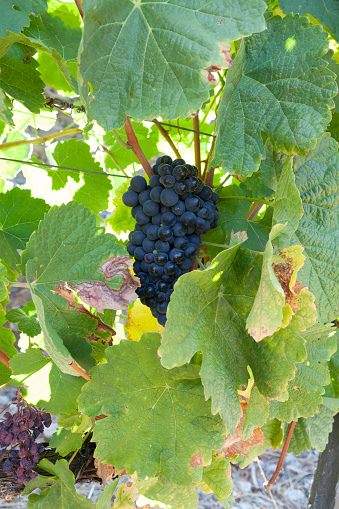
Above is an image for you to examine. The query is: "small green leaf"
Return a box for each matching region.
[213,13,337,177]
[79,333,225,485]
[49,428,83,457]
[306,404,337,451]
[201,456,233,507]
[6,307,41,337]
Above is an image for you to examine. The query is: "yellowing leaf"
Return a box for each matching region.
[125,300,163,342]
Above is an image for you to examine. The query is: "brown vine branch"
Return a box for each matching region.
[152,120,182,159]
[0,129,82,151]
[193,115,201,176]
[265,421,296,490]
[74,0,84,19]
[205,166,215,188]
[123,117,153,178]
[0,349,11,370]
[68,361,91,381]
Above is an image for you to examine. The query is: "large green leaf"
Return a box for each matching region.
[159,244,310,434]
[213,13,337,178]
[50,139,112,214]
[79,333,225,485]
[0,0,47,37]
[0,43,45,112]
[293,134,339,323]
[0,187,49,269]
[269,324,336,421]
[21,201,126,374]
[26,459,95,508]
[280,0,339,36]
[79,0,267,131]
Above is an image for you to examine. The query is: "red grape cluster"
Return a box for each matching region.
[0,401,51,484]
[123,155,219,326]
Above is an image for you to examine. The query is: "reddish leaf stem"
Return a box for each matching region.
[123,117,153,178]
[265,421,296,490]
[152,120,182,159]
[0,349,11,370]
[74,0,84,19]
[68,361,91,381]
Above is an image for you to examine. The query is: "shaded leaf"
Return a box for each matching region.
[79,333,225,485]
[213,13,337,177]
[280,0,339,36]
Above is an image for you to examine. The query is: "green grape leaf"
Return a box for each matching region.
[37,52,76,94]
[26,459,95,508]
[212,13,337,178]
[0,0,47,37]
[202,184,273,260]
[0,187,49,269]
[285,420,311,455]
[0,43,45,113]
[293,134,339,323]
[51,139,112,214]
[49,428,83,457]
[280,0,339,36]
[21,201,129,374]
[97,479,120,509]
[79,0,267,131]
[269,324,336,422]
[201,456,233,507]
[246,224,286,342]
[305,404,337,451]
[272,159,303,250]
[47,3,82,29]
[10,348,86,415]
[6,307,41,337]
[136,477,198,509]
[0,89,13,126]
[243,387,269,440]
[159,245,310,434]
[79,333,225,485]
[106,181,135,235]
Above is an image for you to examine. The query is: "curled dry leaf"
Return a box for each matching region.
[216,400,264,459]
[56,255,140,313]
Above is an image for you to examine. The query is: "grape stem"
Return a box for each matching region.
[194,256,205,270]
[74,0,84,18]
[123,117,153,178]
[67,361,91,381]
[0,349,11,370]
[219,196,272,206]
[152,120,182,159]
[100,145,128,176]
[193,115,201,175]
[265,421,296,490]
[0,128,82,151]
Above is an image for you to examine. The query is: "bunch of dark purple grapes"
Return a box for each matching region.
[124,155,219,326]
[0,401,51,484]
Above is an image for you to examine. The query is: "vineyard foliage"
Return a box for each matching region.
[1,0,339,507]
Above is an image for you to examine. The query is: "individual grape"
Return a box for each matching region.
[144,253,154,263]
[142,223,152,235]
[151,307,159,318]
[169,249,185,264]
[143,200,160,217]
[174,236,188,250]
[150,186,163,203]
[126,242,137,256]
[160,188,179,207]
[171,200,185,216]
[185,196,201,212]
[197,206,209,218]
[162,274,174,283]
[152,213,162,225]
[188,233,201,246]
[147,224,160,240]
[201,220,211,234]
[140,260,150,273]
[184,177,199,193]
[184,164,194,177]
[166,289,174,301]
[153,238,169,252]
[195,178,204,193]
[145,298,157,308]
[152,164,159,175]
[180,211,196,227]
[130,175,147,193]
[210,220,219,229]
[174,265,182,277]
[172,165,188,181]
[173,221,187,237]
[155,291,166,303]
[154,252,168,265]
[133,260,142,273]
[122,190,139,207]
[157,301,168,314]
[135,223,143,232]
[158,164,172,177]
[157,281,170,293]
[158,226,173,242]
[164,261,177,275]
[130,231,146,246]
[214,210,219,221]
[198,185,213,201]
[191,165,199,177]
[173,181,187,195]
[161,205,171,214]
[185,243,198,258]
[161,175,175,188]
[139,189,151,205]
[149,174,161,188]
[171,158,185,168]
[144,284,156,298]
[158,314,167,326]
[142,238,155,253]
[135,210,150,225]
[212,191,219,204]
[180,257,192,270]
[149,264,164,278]
[161,212,176,227]
[134,246,146,260]
[157,155,173,166]
[194,216,205,231]
[136,287,145,298]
